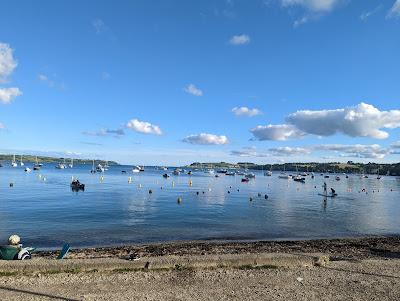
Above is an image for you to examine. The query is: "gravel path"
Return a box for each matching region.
[0,259,399,300]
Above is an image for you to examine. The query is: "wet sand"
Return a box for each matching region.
[37,235,400,260]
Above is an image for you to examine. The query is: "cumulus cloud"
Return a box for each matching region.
[250,124,305,141]
[182,133,229,145]
[82,128,125,138]
[229,34,250,45]
[286,103,400,139]
[126,119,162,135]
[314,144,389,159]
[0,43,17,83]
[0,87,22,104]
[268,146,310,156]
[281,0,339,13]
[387,0,400,18]
[232,106,262,117]
[184,84,203,96]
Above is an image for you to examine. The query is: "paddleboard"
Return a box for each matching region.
[318,193,337,198]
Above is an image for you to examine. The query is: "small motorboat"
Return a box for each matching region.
[245,173,256,179]
[172,168,180,175]
[264,171,272,176]
[241,178,249,182]
[162,173,170,178]
[324,175,330,178]
[187,170,193,175]
[335,176,340,181]
[24,167,31,172]
[293,175,305,183]
[132,166,141,173]
[225,171,235,176]
[70,179,85,191]
[217,169,227,174]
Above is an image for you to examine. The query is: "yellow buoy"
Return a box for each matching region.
[189,180,193,186]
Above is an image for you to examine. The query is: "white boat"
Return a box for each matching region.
[68,158,74,168]
[24,167,31,172]
[264,171,272,176]
[90,160,96,173]
[335,176,340,181]
[278,164,291,179]
[103,161,109,171]
[162,167,168,171]
[20,155,24,166]
[245,173,256,179]
[96,163,105,173]
[33,156,41,170]
[293,175,305,182]
[11,155,17,167]
[205,169,215,174]
[132,166,141,173]
[172,168,180,175]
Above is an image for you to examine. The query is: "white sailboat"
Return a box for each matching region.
[20,155,24,166]
[55,158,66,169]
[279,164,291,179]
[33,156,41,170]
[11,155,17,167]
[90,160,96,173]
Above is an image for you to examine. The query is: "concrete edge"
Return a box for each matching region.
[0,253,325,275]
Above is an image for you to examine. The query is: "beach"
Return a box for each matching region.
[1,236,400,300]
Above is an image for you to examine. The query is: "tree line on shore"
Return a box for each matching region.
[189,161,400,176]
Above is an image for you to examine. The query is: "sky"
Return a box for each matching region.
[1,0,400,165]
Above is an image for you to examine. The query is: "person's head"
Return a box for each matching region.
[8,234,20,245]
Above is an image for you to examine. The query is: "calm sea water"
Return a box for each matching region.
[1,164,400,249]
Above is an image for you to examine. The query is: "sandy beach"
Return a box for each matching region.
[1,236,399,300]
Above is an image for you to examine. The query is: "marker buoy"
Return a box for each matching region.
[177,197,182,204]
[149,189,153,194]
[264,194,268,199]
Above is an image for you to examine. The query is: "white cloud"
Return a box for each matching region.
[281,0,339,13]
[229,34,250,45]
[360,5,382,21]
[0,43,18,83]
[101,71,110,80]
[38,74,48,81]
[82,128,125,138]
[391,141,400,149]
[92,19,108,34]
[0,122,5,129]
[184,84,203,96]
[182,133,229,145]
[0,87,22,104]
[314,144,389,159]
[387,0,400,18]
[268,146,310,156]
[250,124,305,141]
[232,106,262,117]
[126,119,162,135]
[286,103,400,139]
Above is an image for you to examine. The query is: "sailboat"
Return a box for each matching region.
[279,164,291,179]
[103,161,109,171]
[68,158,74,168]
[11,155,17,167]
[376,167,382,180]
[90,160,96,173]
[264,165,272,176]
[20,155,24,166]
[55,158,66,169]
[33,156,41,170]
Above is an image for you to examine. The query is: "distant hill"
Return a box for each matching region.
[186,161,400,176]
[0,154,119,166]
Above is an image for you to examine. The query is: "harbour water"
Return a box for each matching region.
[1,164,400,249]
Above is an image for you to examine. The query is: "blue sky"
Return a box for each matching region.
[1,0,400,165]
